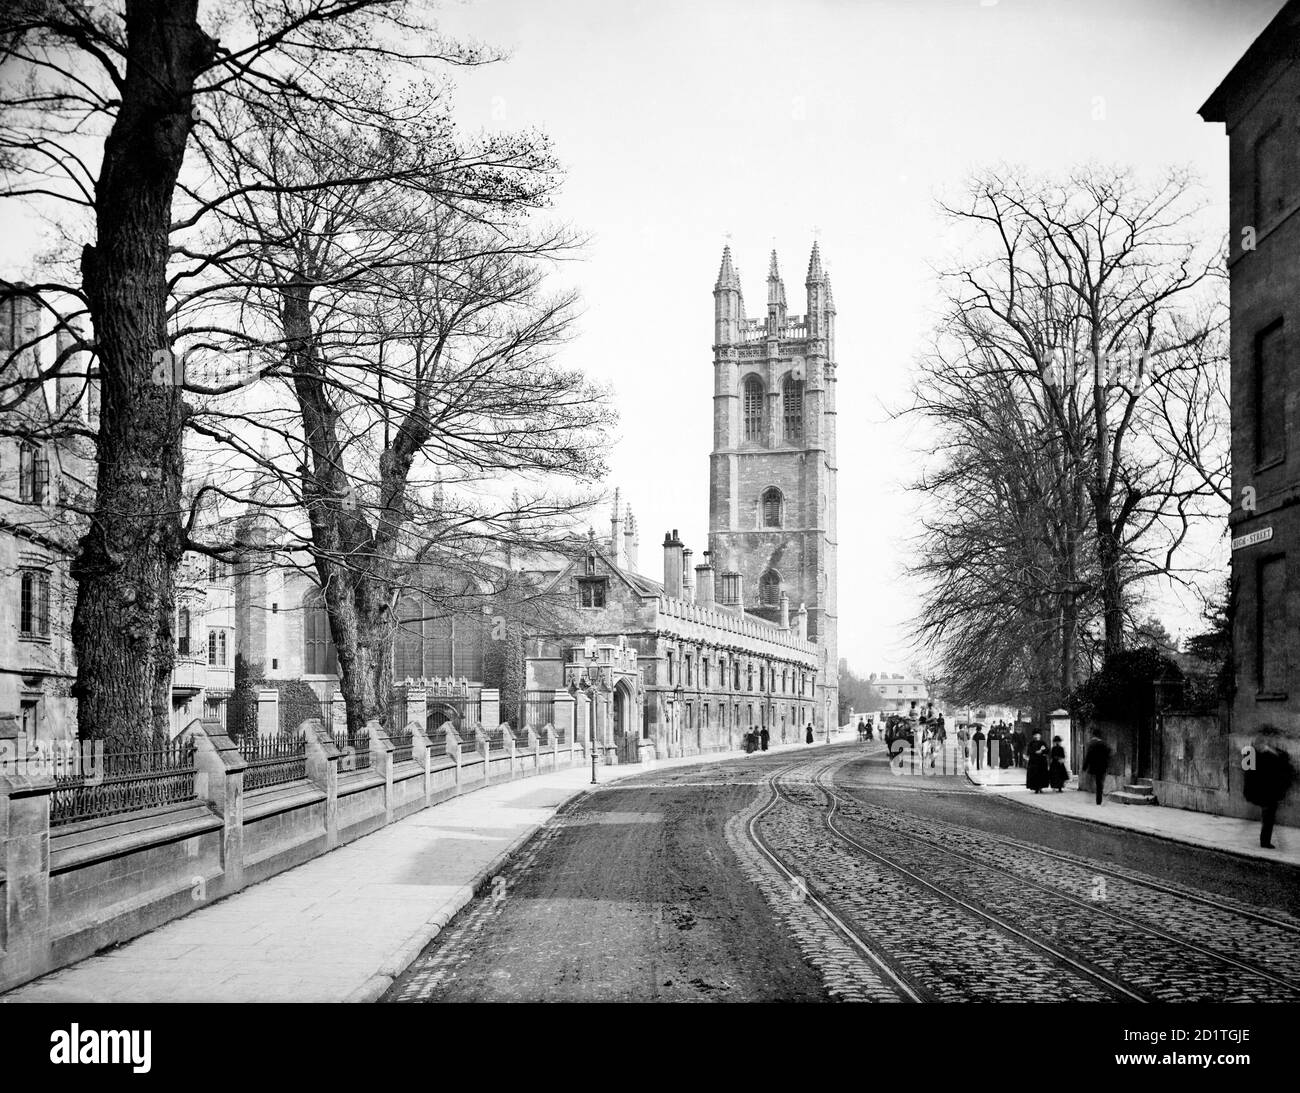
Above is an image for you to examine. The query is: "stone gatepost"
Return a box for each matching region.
[331,693,347,734]
[304,719,342,849]
[504,724,517,777]
[367,720,395,826]
[0,768,54,991]
[257,689,279,737]
[480,688,501,733]
[191,719,247,893]
[553,691,575,765]
[444,725,463,789]
[410,723,433,806]
[1050,708,1073,774]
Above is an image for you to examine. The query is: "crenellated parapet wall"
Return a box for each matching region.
[654,595,819,665]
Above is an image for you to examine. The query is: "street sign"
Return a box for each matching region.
[1231,527,1273,551]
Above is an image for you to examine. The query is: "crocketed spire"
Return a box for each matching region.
[767,250,786,307]
[715,245,741,291]
[806,240,825,282]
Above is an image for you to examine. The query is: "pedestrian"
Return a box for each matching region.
[998,727,1013,770]
[1012,728,1026,769]
[972,724,985,770]
[805,722,814,745]
[1025,731,1049,793]
[866,719,874,741]
[760,725,770,752]
[1048,736,1068,791]
[857,718,866,740]
[957,724,970,761]
[1082,731,1112,805]
[1245,726,1295,849]
[744,727,754,754]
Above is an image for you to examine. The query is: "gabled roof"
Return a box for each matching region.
[539,536,661,600]
[1200,0,1299,123]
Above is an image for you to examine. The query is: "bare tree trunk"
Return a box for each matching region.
[70,2,213,745]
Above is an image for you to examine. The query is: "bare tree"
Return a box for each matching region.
[0,1,503,744]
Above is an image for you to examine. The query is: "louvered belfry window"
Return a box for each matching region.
[743,377,764,441]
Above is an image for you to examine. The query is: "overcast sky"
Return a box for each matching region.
[2,0,1282,678]
[428,0,1281,675]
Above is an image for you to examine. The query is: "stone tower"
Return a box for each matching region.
[708,242,838,731]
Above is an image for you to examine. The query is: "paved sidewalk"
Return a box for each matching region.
[974,774,1300,867]
[1,736,842,1004]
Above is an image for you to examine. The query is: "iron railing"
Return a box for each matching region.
[332,729,372,771]
[426,696,481,735]
[240,731,307,791]
[51,738,198,827]
[426,727,448,757]
[486,728,510,752]
[518,692,555,731]
[389,727,414,764]
[280,688,333,734]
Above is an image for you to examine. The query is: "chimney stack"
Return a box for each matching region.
[719,570,743,608]
[695,551,715,607]
[662,530,684,600]
[779,590,790,630]
[794,602,808,641]
[681,547,694,602]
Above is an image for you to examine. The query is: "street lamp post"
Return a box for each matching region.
[566,645,610,785]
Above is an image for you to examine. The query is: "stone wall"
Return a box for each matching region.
[0,717,587,993]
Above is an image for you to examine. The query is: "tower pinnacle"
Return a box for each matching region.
[715,245,741,291]
[806,240,825,283]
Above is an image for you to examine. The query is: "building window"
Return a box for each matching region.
[19,570,51,637]
[176,606,193,654]
[743,377,764,441]
[760,570,781,606]
[702,704,710,731]
[208,558,230,583]
[759,667,766,691]
[18,442,49,505]
[1258,555,1288,694]
[685,654,693,686]
[208,629,228,667]
[782,375,803,440]
[1255,122,1298,225]
[747,663,754,691]
[20,698,39,737]
[303,590,338,675]
[734,662,741,690]
[762,487,783,528]
[667,651,675,685]
[1256,321,1286,467]
[703,658,710,688]
[578,578,607,608]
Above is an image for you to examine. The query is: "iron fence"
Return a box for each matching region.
[487,728,509,752]
[426,727,448,758]
[427,696,482,736]
[240,732,307,791]
[389,727,414,764]
[518,692,555,731]
[280,687,333,734]
[51,738,198,827]
[332,728,372,771]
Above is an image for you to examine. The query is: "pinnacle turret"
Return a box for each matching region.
[806,241,825,283]
[767,250,786,309]
[715,245,741,291]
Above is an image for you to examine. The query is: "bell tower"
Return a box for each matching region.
[708,241,839,731]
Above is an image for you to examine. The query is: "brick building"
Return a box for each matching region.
[1201,0,1300,822]
[709,243,839,734]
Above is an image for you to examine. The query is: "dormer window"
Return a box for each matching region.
[578,577,607,608]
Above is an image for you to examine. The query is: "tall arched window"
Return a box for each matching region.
[303,590,339,675]
[762,487,783,528]
[782,375,803,440]
[177,607,192,655]
[760,570,781,606]
[743,377,764,441]
[394,594,424,679]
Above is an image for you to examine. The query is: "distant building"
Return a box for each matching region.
[1201,0,1300,821]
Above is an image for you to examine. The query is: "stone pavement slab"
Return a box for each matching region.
[1,734,847,1005]
[976,776,1300,867]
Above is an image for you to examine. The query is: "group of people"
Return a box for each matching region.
[743,726,770,753]
[1024,732,1069,793]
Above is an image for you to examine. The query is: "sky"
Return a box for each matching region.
[425,0,1282,676]
[1,0,1282,679]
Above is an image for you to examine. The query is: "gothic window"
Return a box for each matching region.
[667,651,675,685]
[394,595,424,678]
[782,375,803,440]
[703,658,710,688]
[578,578,607,607]
[452,616,484,680]
[685,654,693,686]
[762,487,783,528]
[743,377,765,441]
[18,442,48,505]
[20,570,50,637]
[760,570,781,607]
[207,629,228,667]
[177,607,192,655]
[747,663,754,691]
[303,589,339,676]
[733,661,740,690]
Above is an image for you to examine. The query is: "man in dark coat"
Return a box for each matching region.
[1245,728,1294,849]
[1025,731,1049,792]
[760,725,770,752]
[972,725,985,770]
[1083,732,1112,804]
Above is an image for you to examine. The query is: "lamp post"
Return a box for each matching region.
[566,645,610,785]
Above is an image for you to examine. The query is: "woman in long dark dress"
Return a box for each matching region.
[1026,731,1050,793]
[998,728,1013,769]
[1048,735,1068,791]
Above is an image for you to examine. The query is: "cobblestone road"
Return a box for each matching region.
[384,746,1300,1002]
